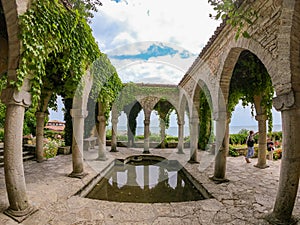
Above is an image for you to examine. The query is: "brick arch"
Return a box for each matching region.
[218,38,277,105]
[289,0,300,92]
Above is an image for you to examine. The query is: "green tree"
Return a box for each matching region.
[208,0,257,39]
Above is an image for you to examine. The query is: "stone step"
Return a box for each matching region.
[0,148,35,167]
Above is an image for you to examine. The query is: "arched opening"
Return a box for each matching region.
[193,80,213,151]
[123,100,142,147]
[153,99,177,148]
[229,50,274,167]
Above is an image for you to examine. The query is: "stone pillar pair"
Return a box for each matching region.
[211,112,229,183]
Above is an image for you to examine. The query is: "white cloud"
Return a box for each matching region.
[92,0,221,53]
[111,32,137,46]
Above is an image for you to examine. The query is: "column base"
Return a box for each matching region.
[254,164,270,169]
[68,171,88,179]
[209,176,230,184]
[36,158,46,163]
[188,159,199,164]
[176,150,185,154]
[142,150,150,154]
[95,156,107,161]
[265,213,298,225]
[4,205,38,223]
[110,148,118,152]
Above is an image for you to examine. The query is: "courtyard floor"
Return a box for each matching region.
[0,147,299,225]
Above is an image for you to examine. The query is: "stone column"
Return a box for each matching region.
[96,115,107,160]
[110,106,118,152]
[177,120,185,154]
[159,118,166,148]
[35,112,46,162]
[254,114,269,169]
[1,87,37,222]
[266,92,300,224]
[69,109,88,179]
[188,116,199,163]
[143,114,151,154]
[211,112,229,183]
[126,113,134,147]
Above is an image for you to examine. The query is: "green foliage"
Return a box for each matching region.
[154,100,174,129]
[43,138,62,159]
[208,0,257,40]
[267,131,282,141]
[229,145,239,157]
[124,101,142,138]
[63,97,73,147]
[0,129,4,142]
[68,0,102,22]
[228,51,274,132]
[229,133,248,145]
[44,129,64,139]
[23,107,37,135]
[90,54,123,120]
[198,90,213,150]
[17,0,100,107]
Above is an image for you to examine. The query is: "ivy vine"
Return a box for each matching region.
[198,90,213,150]
[90,53,123,120]
[228,50,274,132]
[208,0,257,40]
[17,0,100,107]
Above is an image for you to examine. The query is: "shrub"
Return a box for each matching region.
[43,138,62,159]
[229,145,239,157]
[273,148,282,160]
[0,129,4,142]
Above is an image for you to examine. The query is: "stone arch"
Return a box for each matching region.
[0,0,30,79]
[288,0,300,92]
[192,79,214,151]
[218,43,276,104]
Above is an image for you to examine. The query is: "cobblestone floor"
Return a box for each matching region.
[0,147,299,224]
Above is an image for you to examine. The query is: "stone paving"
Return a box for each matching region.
[0,147,299,225]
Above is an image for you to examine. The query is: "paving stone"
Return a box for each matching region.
[0,149,299,224]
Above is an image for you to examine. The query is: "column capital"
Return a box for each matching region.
[70,109,88,118]
[273,90,295,111]
[1,87,31,107]
[35,111,48,118]
[97,115,106,122]
[213,111,227,121]
[144,119,150,125]
[177,121,185,126]
[255,114,268,121]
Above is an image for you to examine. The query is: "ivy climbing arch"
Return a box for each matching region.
[228,50,274,131]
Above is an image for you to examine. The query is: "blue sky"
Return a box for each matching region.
[49,0,282,130]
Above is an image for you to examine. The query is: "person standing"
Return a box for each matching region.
[245,130,258,163]
[267,138,274,160]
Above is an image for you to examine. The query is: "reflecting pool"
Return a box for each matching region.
[82,155,212,203]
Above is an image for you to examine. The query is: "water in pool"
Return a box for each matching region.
[85,156,210,203]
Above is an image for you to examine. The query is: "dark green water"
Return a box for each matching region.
[86,159,208,203]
